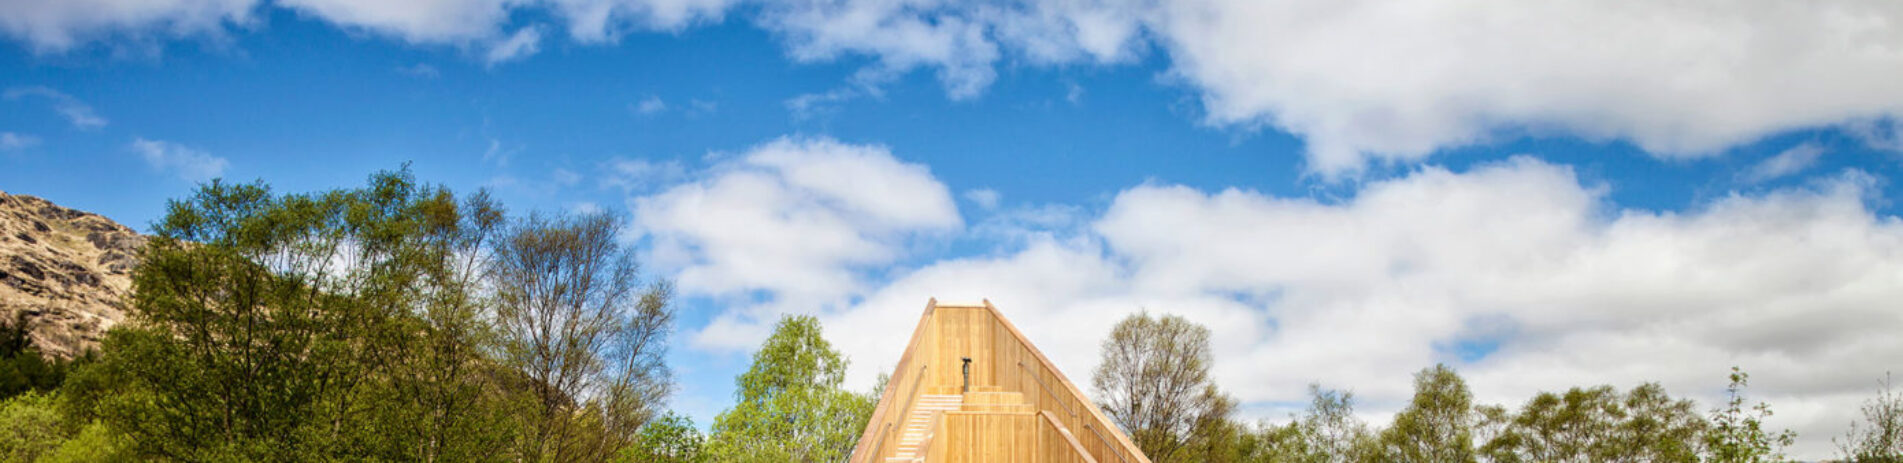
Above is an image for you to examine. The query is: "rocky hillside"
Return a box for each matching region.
[0,191,144,359]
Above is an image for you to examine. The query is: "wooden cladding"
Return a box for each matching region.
[919,411,1102,463]
[848,300,1149,463]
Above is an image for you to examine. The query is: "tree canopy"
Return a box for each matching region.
[1092,311,1237,462]
[705,314,875,462]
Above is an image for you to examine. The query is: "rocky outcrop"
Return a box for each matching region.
[0,191,144,359]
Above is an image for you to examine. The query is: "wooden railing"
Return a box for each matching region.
[849,300,940,463]
[1039,410,1100,463]
[867,362,928,462]
[1020,360,1128,463]
[984,302,1150,463]
[1020,361,1079,419]
[917,409,947,462]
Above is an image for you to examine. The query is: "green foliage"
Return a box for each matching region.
[0,391,63,462]
[492,212,678,462]
[36,421,135,463]
[21,169,1890,463]
[617,412,706,463]
[1237,385,1380,463]
[0,390,137,463]
[1092,311,1238,462]
[1704,367,1796,463]
[1481,382,1704,463]
[1378,364,1479,463]
[705,315,876,462]
[78,170,542,461]
[0,313,84,401]
[1837,374,1903,462]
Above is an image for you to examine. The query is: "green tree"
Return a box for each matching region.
[1703,367,1795,463]
[1091,311,1238,462]
[1249,384,1378,463]
[0,390,137,463]
[0,312,84,401]
[491,211,677,462]
[1836,374,1903,462]
[35,421,135,463]
[383,189,533,463]
[0,391,63,462]
[705,315,876,462]
[77,171,534,461]
[617,412,705,463]
[1482,383,1703,463]
[1378,364,1478,462]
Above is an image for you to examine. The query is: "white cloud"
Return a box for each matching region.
[601,157,685,192]
[1851,118,1903,153]
[665,156,1897,460]
[628,136,962,350]
[0,0,255,53]
[552,167,582,186]
[5,86,108,129]
[1743,143,1827,183]
[963,188,1001,210]
[784,87,860,120]
[757,2,997,99]
[686,98,717,116]
[633,95,667,115]
[130,137,229,182]
[396,62,440,78]
[546,0,734,41]
[481,137,516,166]
[750,0,1144,99]
[0,132,39,150]
[277,0,513,44]
[568,201,603,214]
[18,1,1903,176]
[483,26,542,65]
[755,0,1903,174]
[1148,0,1903,174]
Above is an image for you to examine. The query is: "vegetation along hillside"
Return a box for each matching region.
[0,190,143,359]
[0,172,1899,463]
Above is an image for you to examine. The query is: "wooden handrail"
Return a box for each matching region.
[983,300,1150,463]
[1024,360,1130,463]
[1020,360,1079,420]
[849,300,939,462]
[912,409,947,462]
[869,422,890,462]
[1040,410,1101,463]
[1083,423,1131,463]
[867,362,930,461]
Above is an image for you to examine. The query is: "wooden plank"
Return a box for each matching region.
[938,412,1038,463]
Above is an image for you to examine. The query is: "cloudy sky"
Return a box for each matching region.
[4,0,1903,458]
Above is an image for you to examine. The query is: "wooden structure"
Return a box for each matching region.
[849,300,1151,463]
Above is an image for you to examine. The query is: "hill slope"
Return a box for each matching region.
[0,191,143,359]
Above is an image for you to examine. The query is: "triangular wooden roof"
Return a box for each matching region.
[850,299,1151,463]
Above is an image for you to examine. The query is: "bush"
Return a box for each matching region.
[0,391,64,462]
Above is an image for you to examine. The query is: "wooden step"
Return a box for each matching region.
[960,403,1035,413]
[886,392,965,461]
[924,384,1004,394]
[961,391,1024,405]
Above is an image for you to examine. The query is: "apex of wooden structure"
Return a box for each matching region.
[849,299,1151,463]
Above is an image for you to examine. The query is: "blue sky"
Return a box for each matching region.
[5,1,1903,458]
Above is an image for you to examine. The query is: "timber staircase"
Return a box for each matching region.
[889,393,962,461]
